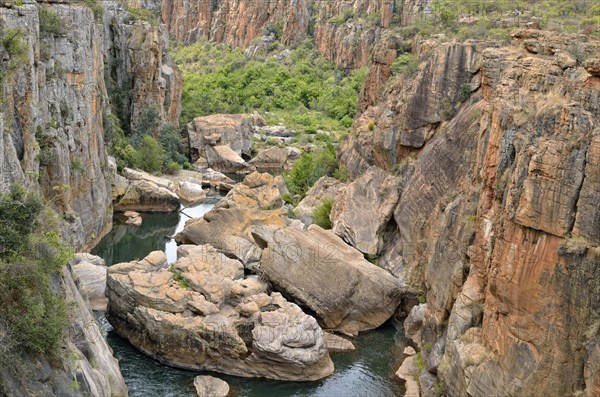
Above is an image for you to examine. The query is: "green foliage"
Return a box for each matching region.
[417,292,427,304]
[171,40,366,133]
[457,83,472,103]
[79,0,103,19]
[312,199,333,229]
[109,107,188,174]
[440,97,455,119]
[169,267,189,289]
[284,143,339,198]
[281,193,293,205]
[125,6,159,25]
[0,185,70,361]
[416,351,425,372]
[136,135,165,174]
[365,253,379,266]
[0,28,29,102]
[329,9,355,24]
[333,165,348,182]
[39,8,65,36]
[391,53,419,76]
[159,124,188,165]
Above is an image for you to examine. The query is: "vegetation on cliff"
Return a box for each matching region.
[172,39,367,135]
[0,186,71,379]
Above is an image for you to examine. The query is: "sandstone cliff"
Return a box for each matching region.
[339,29,600,396]
[135,0,427,70]
[0,0,181,249]
[161,0,311,47]
[0,1,183,394]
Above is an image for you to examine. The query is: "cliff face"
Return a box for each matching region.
[149,0,426,70]
[0,1,182,395]
[160,0,311,47]
[103,1,182,133]
[341,29,600,396]
[0,0,181,249]
[0,0,112,250]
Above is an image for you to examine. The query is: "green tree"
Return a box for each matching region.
[136,135,164,173]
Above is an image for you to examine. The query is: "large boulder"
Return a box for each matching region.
[194,376,229,397]
[206,145,251,173]
[249,146,288,169]
[175,172,289,265]
[175,180,207,203]
[71,254,108,311]
[252,224,402,335]
[106,247,334,381]
[114,180,180,212]
[188,114,264,172]
[295,177,347,226]
[331,166,401,255]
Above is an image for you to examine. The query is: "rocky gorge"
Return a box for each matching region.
[1,0,599,396]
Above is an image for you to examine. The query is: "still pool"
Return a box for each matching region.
[92,191,407,397]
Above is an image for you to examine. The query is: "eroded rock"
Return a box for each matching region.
[106,248,334,381]
[295,176,347,226]
[331,166,401,255]
[252,224,401,335]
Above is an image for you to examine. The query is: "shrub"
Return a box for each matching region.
[391,53,419,76]
[0,185,70,361]
[136,135,164,173]
[457,83,472,103]
[284,143,339,198]
[159,124,188,165]
[312,199,333,229]
[39,8,65,36]
[171,41,366,133]
[80,0,103,19]
[0,28,29,100]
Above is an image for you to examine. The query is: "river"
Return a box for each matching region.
[92,190,407,397]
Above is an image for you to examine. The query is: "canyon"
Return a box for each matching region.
[1,0,599,396]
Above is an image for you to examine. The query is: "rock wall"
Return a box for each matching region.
[339,29,600,396]
[160,0,312,47]
[0,264,128,397]
[137,0,428,70]
[0,0,182,249]
[0,1,184,394]
[0,0,112,250]
[103,1,182,133]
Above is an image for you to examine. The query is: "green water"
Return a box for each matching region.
[92,192,407,397]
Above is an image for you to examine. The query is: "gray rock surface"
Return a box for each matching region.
[106,248,334,381]
[331,166,401,255]
[252,224,401,335]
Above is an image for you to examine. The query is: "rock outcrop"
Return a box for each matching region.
[331,166,400,255]
[252,224,401,335]
[102,1,182,133]
[114,180,180,212]
[188,114,263,173]
[248,146,289,170]
[161,0,312,47]
[0,265,128,397]
[295,176,347,226]
[106,248,334,381]
[343,39,487,178]
[0,0,182,249]
[176,172,289,266]
[345,28,600,396]
[72,253,109,312]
